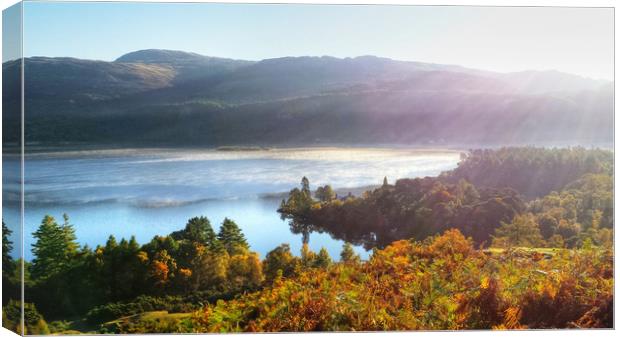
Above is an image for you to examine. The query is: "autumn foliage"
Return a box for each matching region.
[190,229,612,332]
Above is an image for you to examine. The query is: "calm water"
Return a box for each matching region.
[2,147,461,260]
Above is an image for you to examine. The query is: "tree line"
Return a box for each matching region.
[278,147,613,250]
[2,214,357,334]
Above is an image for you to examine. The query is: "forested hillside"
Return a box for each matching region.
[2,50,613,147]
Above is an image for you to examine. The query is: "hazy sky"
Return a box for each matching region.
[11,2,615,80]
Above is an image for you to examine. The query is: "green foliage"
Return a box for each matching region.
[340,242,360,264]
[315,185,336,202]
[31,215,79,280]
[176,216,217,247]
[263,244,298,283]
[24,214,262,327]
[279,177,317,244]
[2,300,50,335]
[2,221,14,273]
[2,220,20,308]
[217,218,249,255]
[281,176,523,248]
[99,311,193,334]
[441,147,612,198]
[315,248,332,269]
[492,214,544,248]
[85,294,208,325]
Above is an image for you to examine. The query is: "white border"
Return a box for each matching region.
[0,1,617,337]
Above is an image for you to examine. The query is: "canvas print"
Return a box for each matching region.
[1,1,614,334]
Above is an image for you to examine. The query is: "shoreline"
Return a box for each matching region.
[5,146,466,160]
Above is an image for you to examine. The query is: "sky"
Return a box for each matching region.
[5,2,615,80]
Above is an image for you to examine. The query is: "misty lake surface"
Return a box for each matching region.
[3,147,461,260]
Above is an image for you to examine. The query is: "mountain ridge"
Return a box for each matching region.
[2,49,613,147]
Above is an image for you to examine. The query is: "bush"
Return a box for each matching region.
[85,290,237,325]
[2,300,50,335]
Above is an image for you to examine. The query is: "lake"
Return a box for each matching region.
[2,147,461,260]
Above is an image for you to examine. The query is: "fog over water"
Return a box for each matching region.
[3,147,461,260]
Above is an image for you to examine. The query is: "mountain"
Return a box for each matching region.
[2,49,613,147]
[114,49,254,83]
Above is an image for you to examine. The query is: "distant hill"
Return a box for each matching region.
[2,49,613,147]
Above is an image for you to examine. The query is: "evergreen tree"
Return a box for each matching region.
[183,216,217,246]
[340,242,360,263]
[60,214,79,258]
[31,215,78,280]
[2,221,14,273]
[217,218,249,255]
[315,247,332,268]
[301,176,311,196]
[279,177,318,244]
[383,176,389,187]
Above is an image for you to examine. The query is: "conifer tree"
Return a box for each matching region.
[31,215,78,280]
[2,221,14,273]
[217,218,249,255]
[61,214,79,258]
[184,216,217,246]
[340,242,360,263]
[315,247,332,268]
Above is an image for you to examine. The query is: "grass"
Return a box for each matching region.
[103,310,191,325]
[484,247,566,256]
[51,311,193,334]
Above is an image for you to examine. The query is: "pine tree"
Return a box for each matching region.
[2,221,14,273]
[315,247,332,268]
[61,214,79,258]
[383,176,389,187]
[217,218,249,255]
[340,242,360,263]
[31,215,78,280]
[301,176,311,196]
[184,216,217,246]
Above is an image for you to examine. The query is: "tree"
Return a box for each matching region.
[300,243,317,268]
[315,247,332,268]
[315,185,336,202]
[3,300,49,335]
[150,249,177,290]
[31,215,78,280]
[263,244,297,282]
[2,221,14,273]
[301,176,311,196]
[279,178,319,244]
[188,244,228,291]
[340,242,360,264]
[217,218,249,255]
[183,216,217,247]
[228,252,264,289]
[61,214,79,258]
[383,176,389,187]
[492,213,544,248]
